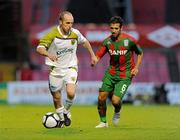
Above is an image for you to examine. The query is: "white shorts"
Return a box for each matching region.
[49,67,78,92]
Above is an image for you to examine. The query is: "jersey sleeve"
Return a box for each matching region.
[129,38,143,54]
[96,41,107,59]
[38,27,57,49]
[132,43,143,54]
[123,32,143,55]
[73,29,87,44]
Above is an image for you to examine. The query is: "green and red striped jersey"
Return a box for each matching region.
[96,32,143,80]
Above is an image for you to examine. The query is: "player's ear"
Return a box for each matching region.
[120,26,123,31]
[59,20,62,25]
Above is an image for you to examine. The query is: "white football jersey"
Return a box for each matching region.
[37,26,87,69]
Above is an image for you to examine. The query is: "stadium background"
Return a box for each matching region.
[0,0,180,105]
[0,1,180,140]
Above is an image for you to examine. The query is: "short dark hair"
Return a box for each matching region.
[110,16,124,27]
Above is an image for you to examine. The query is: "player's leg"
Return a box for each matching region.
[111,95,121,126]
[49,74,65,123]
[65,83,76,110]
[95,73,113,128]
[95,91,109,128]
[52,91,65,121]
[112,80,131,125]
[64,83,76,126]
[64,67,77,126]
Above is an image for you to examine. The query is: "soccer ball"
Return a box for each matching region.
[42,112,63,128]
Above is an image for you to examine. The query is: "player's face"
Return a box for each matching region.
[60,14,74,35]
[110,23,122,38]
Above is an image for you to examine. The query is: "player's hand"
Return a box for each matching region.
[90,63,95,67]
[91,56,98,67]
[131,67,139,77]
[47,53,58,62]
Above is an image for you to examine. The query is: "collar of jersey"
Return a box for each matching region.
[57,26,72,38]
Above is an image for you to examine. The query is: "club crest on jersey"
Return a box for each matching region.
[107,41,111,45]
[124,39,129,46]
[71,39,76,45]
[109,49,127,55]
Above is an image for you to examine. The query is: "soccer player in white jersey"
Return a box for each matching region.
[36,11,97,127]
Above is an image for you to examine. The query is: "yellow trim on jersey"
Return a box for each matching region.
[39,27,61,48]
[39,26,79,48]
[69,31,78,39]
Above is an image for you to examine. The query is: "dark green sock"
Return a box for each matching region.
[113,102,121,113]
[97,100,107,122]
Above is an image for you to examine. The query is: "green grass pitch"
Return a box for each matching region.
[0,104,180,140]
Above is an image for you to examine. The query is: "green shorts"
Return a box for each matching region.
[99,72,131,99]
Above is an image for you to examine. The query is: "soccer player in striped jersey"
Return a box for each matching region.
[36,11,97,127]
[93,16,143,128]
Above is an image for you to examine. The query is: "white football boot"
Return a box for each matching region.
[95,122,108,128]
[56,107,65,128]
[112,112,120,126]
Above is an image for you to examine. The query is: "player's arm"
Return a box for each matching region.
[36,27,58,62]
[36,46,58,62]
[92,44,107,66]
[131,45,143,77]
[82,40,98,66]
[135,50,143,69]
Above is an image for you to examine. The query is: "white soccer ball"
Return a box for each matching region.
[42,112,62,128]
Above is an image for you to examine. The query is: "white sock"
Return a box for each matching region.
[64,98,73,113]
[56,106,64,121]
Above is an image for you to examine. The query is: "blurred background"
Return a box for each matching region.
[0,0,180,105]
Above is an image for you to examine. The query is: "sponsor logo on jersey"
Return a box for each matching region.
[107,41,111,45]
[56,48,74,56]
[109,49,127,55]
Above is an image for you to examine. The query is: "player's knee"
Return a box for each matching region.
[52,92,60,101]
[98,95,107,101]
[68,94,75,100]
[112,97,121,105]
[53,95,60,102]
[67,91,75,99]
